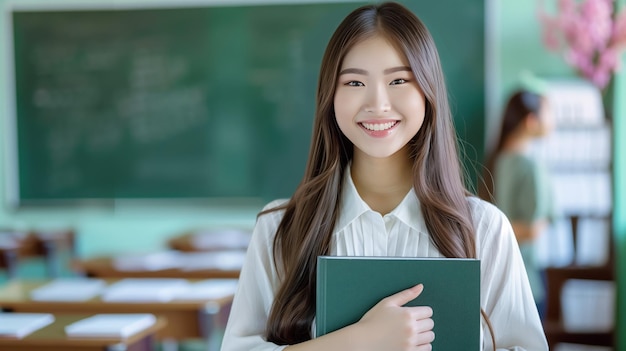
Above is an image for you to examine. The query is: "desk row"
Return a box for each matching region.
[0,278,235,350]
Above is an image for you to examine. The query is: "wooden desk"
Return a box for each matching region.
[71,255,241,279]
[0,280,233,350]
[0,314,166,351]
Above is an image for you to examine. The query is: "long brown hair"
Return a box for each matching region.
[478,90,544,203]
[264,1,488,346]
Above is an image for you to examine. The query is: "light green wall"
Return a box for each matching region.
[496,0,573,97]
[484,0,574,152]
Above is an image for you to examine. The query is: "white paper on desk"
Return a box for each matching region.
[179,250,246,271]
[0,313,55,338]
[30,278,106,301]
[102,278,189,302]
[173,279,238,300]
[112,251,181,271]
[65,313,156,338]
[191,229,251,250]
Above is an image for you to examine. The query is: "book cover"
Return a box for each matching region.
[0,313,55,338]
[64,313,156,338]
[316,256,480,350]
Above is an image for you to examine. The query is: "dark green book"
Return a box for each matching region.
[316,256,480,350]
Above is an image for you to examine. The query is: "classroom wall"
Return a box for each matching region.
[0,0,492,256]
[0,0,268,256]
[488,0,573,148]
[1,0,482,257]
[2,0,625,345]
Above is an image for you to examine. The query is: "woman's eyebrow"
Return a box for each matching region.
[338,68,367,75]
[338,66,412,76]
[384,66,411,74]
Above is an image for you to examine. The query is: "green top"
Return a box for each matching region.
[495,152,554,302]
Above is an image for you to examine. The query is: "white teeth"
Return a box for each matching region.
[361,121,397,131]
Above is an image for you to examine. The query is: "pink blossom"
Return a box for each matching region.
[599,47,619,70]
[539,0,626,89]
[559,0,578,14]
[538,13,563,50]
[581,0,612,50]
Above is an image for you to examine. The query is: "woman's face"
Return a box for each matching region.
[334,34,426,160]
[527,99,555,138]
[537,99,555,136]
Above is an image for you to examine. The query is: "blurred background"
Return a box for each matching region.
[0,0,624,350]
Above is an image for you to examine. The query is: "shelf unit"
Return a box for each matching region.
[531,79,615,349]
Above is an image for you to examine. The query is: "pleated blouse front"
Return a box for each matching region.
[331,167,441,258]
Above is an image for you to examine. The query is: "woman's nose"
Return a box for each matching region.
[364,85,391,113]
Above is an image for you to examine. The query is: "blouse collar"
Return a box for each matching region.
[336,165,427,234]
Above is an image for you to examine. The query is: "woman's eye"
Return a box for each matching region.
[390,78,407,85]
[346,81,364,87]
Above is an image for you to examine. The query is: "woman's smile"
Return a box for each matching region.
[359,120,400,137]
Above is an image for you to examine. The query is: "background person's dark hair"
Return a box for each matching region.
[478,90,544,202]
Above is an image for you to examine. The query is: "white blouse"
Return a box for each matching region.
[221,169,548,351]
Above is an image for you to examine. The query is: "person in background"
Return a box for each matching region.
[480,89,555,319]
[222,2,548,350]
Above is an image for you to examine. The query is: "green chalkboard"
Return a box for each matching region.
[10,1,484,205]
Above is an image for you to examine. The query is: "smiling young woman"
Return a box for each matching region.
[221,3,548,351]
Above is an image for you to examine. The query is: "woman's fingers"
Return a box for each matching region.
[358,284,435,351]
[407,305,433,320]
[414,328,435,345]
[414,315,434,331]
[382,284,424,306]
[408,316,435,346]
[415,344,433,351]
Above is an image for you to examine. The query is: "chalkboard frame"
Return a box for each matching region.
[4,0,486,207]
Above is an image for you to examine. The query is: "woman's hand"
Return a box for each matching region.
[357,284,435,351]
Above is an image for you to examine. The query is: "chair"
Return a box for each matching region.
[18,228,76,277]
[542,215,615,349]
[0,234,20,279]
[0,228,76,278]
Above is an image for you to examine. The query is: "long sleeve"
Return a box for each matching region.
[471,198,548,351]
[221,200,288,351]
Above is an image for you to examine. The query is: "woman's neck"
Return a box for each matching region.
[351,149,413,215]
[501,132,532,154]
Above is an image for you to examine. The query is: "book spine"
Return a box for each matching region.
[316,257,327,337]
